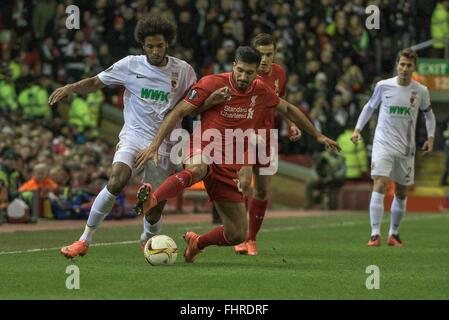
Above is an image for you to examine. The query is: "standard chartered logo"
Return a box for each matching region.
[389,106,411,116]
[141,88,170,102]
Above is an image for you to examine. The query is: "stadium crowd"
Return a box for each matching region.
[0,0,446,220]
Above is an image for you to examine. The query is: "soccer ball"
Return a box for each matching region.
[143,235,178,266]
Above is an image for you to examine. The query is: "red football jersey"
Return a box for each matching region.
[184,72,280,165]
[257,63,287,129]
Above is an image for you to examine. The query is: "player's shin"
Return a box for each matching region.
[197,226,232,249]
[389,197,407,236]
[80,186,117,244]
[153,169,194,202]
[369,191,385,236]
[247,198,269,241]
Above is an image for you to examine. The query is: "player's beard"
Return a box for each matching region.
[147,52,167,67]
[237,80,249,90]
[398,72,412,84]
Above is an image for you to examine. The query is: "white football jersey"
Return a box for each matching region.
[97,55,197,155]
[367,76,431,157]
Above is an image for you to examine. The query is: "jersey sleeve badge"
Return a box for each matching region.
[188,89,199,100]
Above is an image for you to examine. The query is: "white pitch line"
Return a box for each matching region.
[261,213,449,232]
[0,214,447,256]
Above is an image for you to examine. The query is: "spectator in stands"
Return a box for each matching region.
[0,70,18,114]
[342,64,364,94]
[40,36,61,78]
[348,14,369,63]
[64,30,96,82]
[212,48,232,74]
[18,77,51,120]
[336,127,369,180]
[177,10,200,55]
[1,148,25,200]
[328,11,353,61]
[97,43,114,70]
[18,162,58,218]
[31,0,57,40]
[106,16,133,61]
[69,93,93,141]
[431,0,449,58]
[320,49,340,89]
[328,95,349,138]
[86,90,105,131]
[312,148,346,210]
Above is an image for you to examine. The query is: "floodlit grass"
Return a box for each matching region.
[1,213,448,299]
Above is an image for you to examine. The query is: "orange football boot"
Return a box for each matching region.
[234,242,248,255]
[60,240,89,258]
[367,235,381,247]
[387,234,404,247]
[134,183,157,216]
[183,231,202,263]
[246,240,258,255]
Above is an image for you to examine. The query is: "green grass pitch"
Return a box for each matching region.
[0,212,448,299]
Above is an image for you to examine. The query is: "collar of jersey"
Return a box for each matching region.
[145,55,171,70]
[258,66,273,79]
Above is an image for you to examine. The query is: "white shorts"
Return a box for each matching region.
[113,138,177,188]
[371,149,415,186]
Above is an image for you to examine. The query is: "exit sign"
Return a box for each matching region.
[416,59,449,91]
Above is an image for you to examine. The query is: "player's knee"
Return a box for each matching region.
[395,189,408,200]
[373,179,387,194]
[188,164,208,182]
[107,175,127,195]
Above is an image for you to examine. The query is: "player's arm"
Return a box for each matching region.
[277,69,301,141]
[134,100,198,170]
[422,106,436,155]
[190,86,231,116]
[351,103,376,144]
[48,76,105,105]
[351,82,382,144]
[275,99,341,151]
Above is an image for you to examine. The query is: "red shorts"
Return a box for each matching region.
[182,139,244,202]
[203,163,244,202]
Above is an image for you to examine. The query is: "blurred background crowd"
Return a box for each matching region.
[0,0,447,219]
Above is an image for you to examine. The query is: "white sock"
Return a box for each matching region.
[80,187,117,244]
[369,191,385,236]
[389,197,406,236]
[142,216,162,240]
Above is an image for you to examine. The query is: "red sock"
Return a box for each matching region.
[197,226,231,249]
[153,169,193,202]
[247,198,268,241]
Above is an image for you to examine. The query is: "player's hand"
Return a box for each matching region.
[134,145,159,171]
[48,84,74,106]
[204,86,231,106]
[316,135,341,152]
[422,137,434,155]
[289,125,302,142]
[350,130,361,144]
